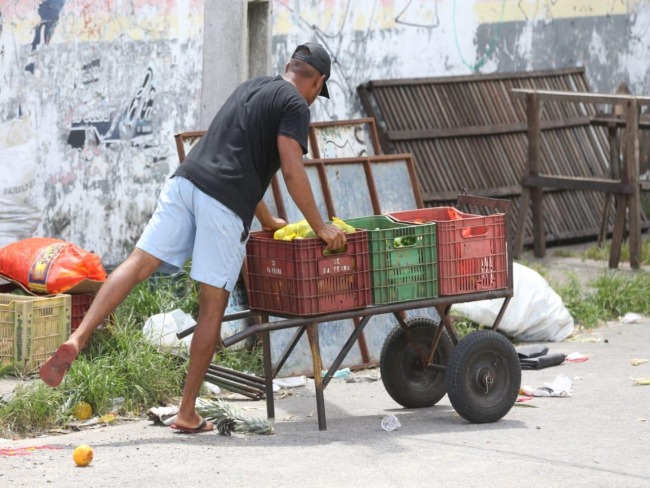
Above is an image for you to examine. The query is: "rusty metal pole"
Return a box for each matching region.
[306,322,326,431]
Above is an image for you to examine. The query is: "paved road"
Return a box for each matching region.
[2,316,649,488]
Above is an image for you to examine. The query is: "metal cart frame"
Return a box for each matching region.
[180,195,516,431]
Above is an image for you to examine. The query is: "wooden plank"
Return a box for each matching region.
[626,98,641,269]
[514,188,530,258]
[523,176,634,194]
[512,88,650,106]
[609,194,627,269]
[527,93,545,258]
[591,114,650,129]
[422,185,523,202]
[386,117,591,141]
[362,67,586,87]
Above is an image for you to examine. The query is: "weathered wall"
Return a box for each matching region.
[273,0,650,122]
[0,0,203,265]
[1,0,649,267]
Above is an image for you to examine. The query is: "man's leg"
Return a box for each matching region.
[39,248,162,386]
[171,282,229,431]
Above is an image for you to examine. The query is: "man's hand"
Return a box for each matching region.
[262,217,287,232]
[316,224,347,251]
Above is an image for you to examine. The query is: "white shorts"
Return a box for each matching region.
[136,176,248,292]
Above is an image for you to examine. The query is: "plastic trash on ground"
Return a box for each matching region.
[273,376,307,389]
[142,309,195,348]
[521,373,573,397]
[452,263,574,342]
[622,312,644,324]
[381,414,401,431]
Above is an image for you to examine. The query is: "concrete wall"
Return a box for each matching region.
[273,0,650,123]
[1,0,649,266]
[0,0,204,265]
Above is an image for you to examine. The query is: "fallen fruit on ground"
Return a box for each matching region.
[73,445,94,467]
[72,401,93,420]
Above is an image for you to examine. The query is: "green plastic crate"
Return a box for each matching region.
[344,216,438,304]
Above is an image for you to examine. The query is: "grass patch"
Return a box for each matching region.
[0,270,263,438]
[581,239,650,265]
[552,248,577,258]
[555,271,650,328]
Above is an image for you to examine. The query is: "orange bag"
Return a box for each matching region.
[0,237,107,294]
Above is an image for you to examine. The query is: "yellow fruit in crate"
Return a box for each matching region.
[72,401,93,420]
[331,217,355,233]
[73,444,94,467]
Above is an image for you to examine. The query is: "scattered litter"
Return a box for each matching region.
[275,390,293,400]
[68,413,128,431]
[574,376,584,380]
[621,312,644,324]
[204,382,222,396]
[631,377,650,386]
[322,367,351,379]
[638,417,647,422]
[521,373,573,397]
[346,373,380,383]
[147,406,178,426]
[513,402,538,408]
[381,414,401,431]
[273,376,307,389]
[516,392,534,403]
[520,352,566,370]
[566,335,602,343]
[631,358,649,366]
[565,352,589,363]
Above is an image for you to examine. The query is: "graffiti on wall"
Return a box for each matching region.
[0,0,204,265]
[272,0,650,121]
[67,67,156,150]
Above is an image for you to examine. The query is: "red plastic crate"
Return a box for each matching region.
[245,230,371,316]
[387,208,507,296]
[71,293,95,332]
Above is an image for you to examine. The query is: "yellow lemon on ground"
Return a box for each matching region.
[73,445,94,467]
[72,401,93,420]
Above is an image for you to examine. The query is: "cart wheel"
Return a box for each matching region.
[445,330,521,423]
[380,317,453,408]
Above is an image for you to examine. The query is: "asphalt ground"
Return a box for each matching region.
[1,249,649,488]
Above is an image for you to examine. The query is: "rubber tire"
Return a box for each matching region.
[445,330,521,423]
[380,317,454,408]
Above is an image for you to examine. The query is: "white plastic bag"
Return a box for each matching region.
[142,309,196,348]
[452,263,574,342]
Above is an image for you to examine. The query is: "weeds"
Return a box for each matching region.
[581,239,650,265]
[555,271,650,327]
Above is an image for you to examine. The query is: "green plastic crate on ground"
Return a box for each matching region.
[344,216,438,304]
[0,293,71,373]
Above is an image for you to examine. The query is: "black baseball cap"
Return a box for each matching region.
[291,42,331,98]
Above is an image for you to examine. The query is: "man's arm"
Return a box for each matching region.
[255,200,286,231]
[277,135,346,250]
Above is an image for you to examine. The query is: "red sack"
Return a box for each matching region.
[0,237,107,294]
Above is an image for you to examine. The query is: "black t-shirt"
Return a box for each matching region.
[174,75,310,225]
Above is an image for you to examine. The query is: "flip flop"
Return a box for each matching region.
[170,418,215,434]
[39,343,78,387]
